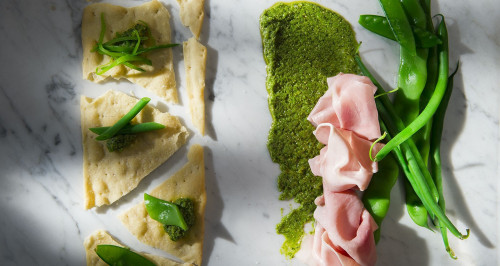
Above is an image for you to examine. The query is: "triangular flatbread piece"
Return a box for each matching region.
[183,37,207,135]
[82,0,178,102]
[119,145,206,266]
[83,230,190,266]
[81,90,189,209]
[176,0,205,39]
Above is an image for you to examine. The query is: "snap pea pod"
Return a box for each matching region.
[95,245,156,266]
[399,0,434,228]
[358,15,441,48]
[355,54,469,240]
[144,193,188,230]
[374,16,449,163]
[378,0,416,55]
[362,120,399,243]
[430,62,460,259]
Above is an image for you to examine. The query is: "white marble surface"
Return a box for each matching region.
[0,0,498,265]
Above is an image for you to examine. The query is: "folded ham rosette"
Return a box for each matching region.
[299,73,382,266]
[307,73,381,141]
[308,123,383,192]
[297,190,378,266]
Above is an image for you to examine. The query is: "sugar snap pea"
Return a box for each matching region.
[144,193,188,230]
[359,15,441,48]
[374,15,449,163]
[355,54,469,240]
[378,0,416,55]
[95,245,155,266]
[362,121,399,243]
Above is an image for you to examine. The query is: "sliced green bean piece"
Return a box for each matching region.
[95,97,151,141]
[95,245,156,266]
[89,122,165,135]
[144,193,188,230]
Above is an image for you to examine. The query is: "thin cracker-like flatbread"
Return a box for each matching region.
[81,90,188,209]
[119,145,206,266]
[176,0,205,39]
[183,37,207,135]
[83,230,190,266]
[82,0,178,102]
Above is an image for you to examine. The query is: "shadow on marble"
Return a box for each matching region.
[203,44,219,141]
[202,146,234,265]
[437,17,494,250]
[376,178,430,265]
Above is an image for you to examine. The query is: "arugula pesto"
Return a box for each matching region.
[260,2,359,258]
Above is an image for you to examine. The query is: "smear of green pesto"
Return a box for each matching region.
[260,2,359,258]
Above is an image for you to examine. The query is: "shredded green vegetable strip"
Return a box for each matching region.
[95,97,151,141]
[93,13,178,75]
[89,122,165,135]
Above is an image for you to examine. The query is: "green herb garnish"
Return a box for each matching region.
[144,193,195,241]
[93,13,178,75]
[95,244,156,266]
[90,97,165,152]
[89,122,165,135]
[95,97,151,141]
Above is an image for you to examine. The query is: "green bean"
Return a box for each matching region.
[430,63,460,259]
[95,245,155,266]
[95,97,151,141]
[358,15,441,48]
[355,54,469,240]
[374,15,449,163]
[89,122,165,135]
[362,121,399,243]
[378,0,416,55]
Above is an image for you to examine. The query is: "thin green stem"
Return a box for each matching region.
[95,97,151,141]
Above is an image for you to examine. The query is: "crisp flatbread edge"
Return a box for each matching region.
[183,37,207,136]
[81,0,178,102]
[83,230,191,266]
[81,90,188,209]
[119,144,206,266]
[176,0,205,39]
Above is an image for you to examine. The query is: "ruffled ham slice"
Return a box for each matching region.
[307,73,381,141]
[312,190,378,266]
[308,123,382,192]
[296,225,359,266]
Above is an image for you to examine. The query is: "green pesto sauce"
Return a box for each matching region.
[164,198,196,241]
[260,2,359,258]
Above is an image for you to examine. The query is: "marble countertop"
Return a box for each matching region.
[0,0,498,265]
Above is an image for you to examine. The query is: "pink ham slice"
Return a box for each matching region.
[304,190,378,266]
[308,73,381,141]
[296,225,359,266]
[308,123,382,192]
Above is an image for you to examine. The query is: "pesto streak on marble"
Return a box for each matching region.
[0,0,498,265]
